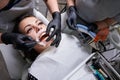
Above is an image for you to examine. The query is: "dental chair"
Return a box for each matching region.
[3,8,119,80]
[0,44,27,80]
[22,9,120,80]
[25,9,93,80]
[0,49,11,80]
[0,8,50,80]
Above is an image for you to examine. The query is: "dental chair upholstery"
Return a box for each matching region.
[0,9,51,80]
[0,50,11,80]
[0,44,27,80]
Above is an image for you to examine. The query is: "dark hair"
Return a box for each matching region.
[13,12,35,33]
[12,13,39,61]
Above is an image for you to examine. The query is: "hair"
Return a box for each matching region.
[12,13,39,61]
[13,12,34,33]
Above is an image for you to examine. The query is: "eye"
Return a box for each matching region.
[26,27,33,34]
[38,22,43,25]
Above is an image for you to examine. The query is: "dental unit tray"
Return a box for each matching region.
[86,53,120,80]
[76,24,103,50]
[63,52,120,80]
[76,24,96,39]
[76,24,96,45]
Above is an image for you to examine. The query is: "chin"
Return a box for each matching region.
[34,40,52,53]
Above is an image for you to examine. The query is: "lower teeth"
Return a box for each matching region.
[38,42,46,47]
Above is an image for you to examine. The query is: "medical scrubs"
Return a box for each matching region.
[28,33,91,80]
[0,0,33,79]
[75,0,120,23]
[0,0,33,32]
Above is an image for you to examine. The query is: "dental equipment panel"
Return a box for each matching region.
[63,23,120,79]
[63,52,120,80]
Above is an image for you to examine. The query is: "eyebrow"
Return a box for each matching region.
[24,24,32,31]
[35,19,40,23]
[23,19,43,30]
[24,19,38,29]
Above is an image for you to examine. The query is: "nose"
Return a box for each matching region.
[33,25,42,33]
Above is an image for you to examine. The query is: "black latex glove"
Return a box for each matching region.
[66,6,77,30]
[46,12,61,47]
[1,33,37,51]
[87,23,98,33]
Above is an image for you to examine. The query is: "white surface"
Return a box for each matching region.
[0,44,27,79]
[33,9,49,26]
[63,53,96,80]
[29,33,91,80]
[67,65,96,80]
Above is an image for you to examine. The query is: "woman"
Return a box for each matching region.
[0,0,61,79]
[13,14,91,80]
[0,0,61,51]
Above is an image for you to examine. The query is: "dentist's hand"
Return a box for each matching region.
[46,12,61,47]
[1,33,37,51]
[66,6,77,30]
[87,23,98,33]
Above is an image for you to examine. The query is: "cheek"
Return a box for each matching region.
[27,32,36,40]
[42,25,47,30]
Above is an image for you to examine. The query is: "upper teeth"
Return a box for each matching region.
[40,32,46,39]
[36,31,46,42]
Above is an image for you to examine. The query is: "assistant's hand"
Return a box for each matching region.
[1,33,37,51]
[93,21,109,42]
[46,12,61,47]
[87,23,98,33]
[66,6,77,30]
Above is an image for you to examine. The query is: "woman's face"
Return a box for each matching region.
[19,16,52,53]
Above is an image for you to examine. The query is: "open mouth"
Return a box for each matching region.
[39,33,49,41]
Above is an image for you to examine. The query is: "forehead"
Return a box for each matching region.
[20,16,39,24]
[19,16,40,32]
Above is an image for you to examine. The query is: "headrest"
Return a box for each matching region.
[33,9,49,26]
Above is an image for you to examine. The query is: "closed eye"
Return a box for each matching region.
[38,22,43,25]
[27,28,32,34]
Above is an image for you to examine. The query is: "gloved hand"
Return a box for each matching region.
[94,27,109,42]
[66,6,77,30]
[1,33,37,51]
[87,23,98,33]
[46,12,61,47]
[92,21,109,42]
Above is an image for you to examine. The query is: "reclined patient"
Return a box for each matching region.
[13,13,91,80]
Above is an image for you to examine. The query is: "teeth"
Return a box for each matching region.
[36,38,39,42]
[35,31,47,47]
[37,32,46,41]
[38,42,46,47]
[36,37,46,47]
[40,33,45,39]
